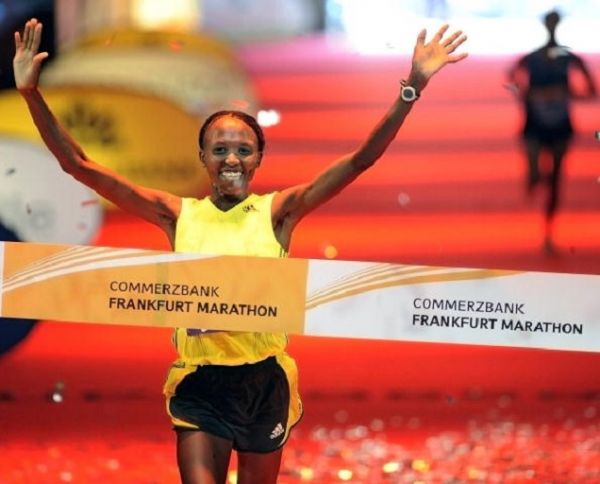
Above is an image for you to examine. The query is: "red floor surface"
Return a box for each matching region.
[1,36,600,483]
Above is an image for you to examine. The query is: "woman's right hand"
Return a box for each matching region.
[13,18,49,92]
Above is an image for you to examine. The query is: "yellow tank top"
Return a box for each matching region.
[172,192,288,365]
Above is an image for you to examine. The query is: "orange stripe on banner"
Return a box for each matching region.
[306,269,518,310]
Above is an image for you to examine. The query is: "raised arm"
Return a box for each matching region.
[13,19,181,242]
[272,25,467,246]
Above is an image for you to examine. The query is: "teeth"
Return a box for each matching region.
[220,172,242,180]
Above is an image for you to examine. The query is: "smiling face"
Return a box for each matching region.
[200,115,262,203]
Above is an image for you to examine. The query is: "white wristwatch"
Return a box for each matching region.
[400,79,420,103]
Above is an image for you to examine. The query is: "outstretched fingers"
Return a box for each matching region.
[447,51,468,64]
[431,24,449,44]
[34,51,49,63]
[415,28,427,46]
[32,21,43,52]
[26,19,37,50]
[21,18,39,51]
[446,33,467,55]
[20,22,30,50]
[441,30,463,47]
[14,31,23,50]
[25,21,32,49]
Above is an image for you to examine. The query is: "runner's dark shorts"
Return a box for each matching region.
[166,355,302,453]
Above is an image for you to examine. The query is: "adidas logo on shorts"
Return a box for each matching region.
[269,422,284,440]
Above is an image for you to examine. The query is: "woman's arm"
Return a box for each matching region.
[506,55,528,100]
[272,25,467,246]
[13,19,180,238]
[571,54,597,99]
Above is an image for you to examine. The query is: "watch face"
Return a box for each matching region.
[401,86,417,102]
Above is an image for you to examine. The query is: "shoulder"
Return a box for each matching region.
[184,195,209,204]
[251,192,275,201]
[178,196,208,215]
[271,185,302,211]
[249,192,276,212]
[270,185,310,226]
[515,51,535,68]
[566,50,585,63]
[524,49,541,60]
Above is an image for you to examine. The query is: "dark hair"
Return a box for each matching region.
[198,110,266,153]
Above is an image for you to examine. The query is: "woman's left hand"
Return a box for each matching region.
[411,24,468,83]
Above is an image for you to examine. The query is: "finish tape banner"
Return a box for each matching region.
[1,241,599,353]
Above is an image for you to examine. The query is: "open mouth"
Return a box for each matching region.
[219,171,243,181]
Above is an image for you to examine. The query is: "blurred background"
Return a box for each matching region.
[1,0,599,482]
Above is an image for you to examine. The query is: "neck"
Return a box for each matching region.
[546,32,558,47]
[211,192,248,211]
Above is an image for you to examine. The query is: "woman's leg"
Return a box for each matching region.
[237,447,283,484]
[543,138,569,252]
[524,137,542,193]
[546,138,568,220]
[176,429,233,484]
